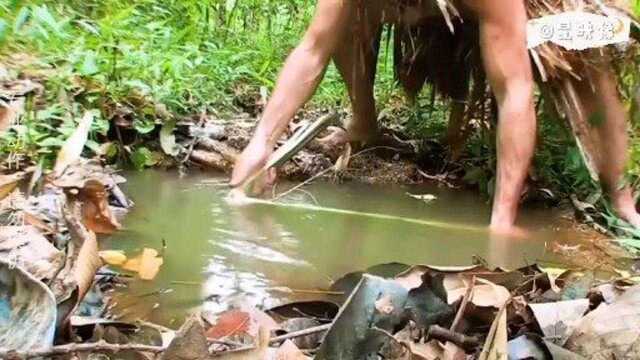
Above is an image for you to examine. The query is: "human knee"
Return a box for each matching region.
[497,78,534,112]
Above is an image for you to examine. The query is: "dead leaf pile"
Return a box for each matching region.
[0,114,132,351]
[158,262,639,360]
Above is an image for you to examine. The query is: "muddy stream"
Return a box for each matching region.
[105,170,595,326]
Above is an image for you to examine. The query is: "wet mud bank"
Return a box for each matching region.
[184,112,422,185]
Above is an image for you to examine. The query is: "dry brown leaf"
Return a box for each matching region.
[0,97,25,134]
[565,285,640,358]
[272,340,311,360]
[70,212,102,306]
[0,171,27,200]
[478,304,508,360]
[51,202,103,330]
[122,257,141,272]
[528,299,589,344]
[445,276,510,308]
[408,340,446,360]
[0,225,64,280]
[236,302,280,338]
[395,265,485,290]
[22,212,56,234]
[51,159,125,190]
[205,310,251,339]
[442,342,466,360]
[53,111,94,178]
[161,315,209,360]
[98,250,127,266]
[214,326,270,360]
[395,266,508,309]
[138,248,163,280]
[79,179,121,234]
[122,248,163,280]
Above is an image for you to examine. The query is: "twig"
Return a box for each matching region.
[272,166,334,201]
[269,323,332,344]
[242,198,484,232]
[450,275,475,332]
[210,339,246,348]
[210,323,333,355]
[136,320,174,333]
[427,325,480,351]
[136,288,174,298]
[272,145,402,201]
[417,169,458,189]
[288,288,344,296]
[296,188,320,205]
[170,280,201,286]
[0,341,164,359]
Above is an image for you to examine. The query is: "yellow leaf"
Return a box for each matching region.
[99,250,127,266]
[122,257,141,272]
[120,248,163,280]
[138,248,163,280]
[0,171,26,200]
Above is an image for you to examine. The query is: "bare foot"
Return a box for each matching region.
[489,222,530,239]
[613,197,640,228]
[318,126,350,147]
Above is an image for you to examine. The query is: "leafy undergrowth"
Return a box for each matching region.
[0,1,365,170]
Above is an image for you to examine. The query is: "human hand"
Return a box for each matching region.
[229,136,276,195]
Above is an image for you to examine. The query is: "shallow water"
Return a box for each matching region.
[105,169,589,326]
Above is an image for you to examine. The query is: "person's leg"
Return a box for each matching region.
[465,0,537,234]
[324,3,383,146]
[574,69,640,227]
[230,0,353,188]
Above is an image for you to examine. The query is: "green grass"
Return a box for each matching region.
[0,1,353,110]
[0,0,401,167]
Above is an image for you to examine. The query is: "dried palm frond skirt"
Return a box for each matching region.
[392,0,639,178]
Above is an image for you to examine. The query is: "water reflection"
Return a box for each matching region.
[106,169,583,325]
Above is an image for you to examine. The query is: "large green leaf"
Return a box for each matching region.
[79,51,99,76]
[159,119,179,156]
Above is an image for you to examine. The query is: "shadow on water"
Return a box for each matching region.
[105,169,593,326]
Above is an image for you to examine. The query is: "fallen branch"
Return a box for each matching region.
[269,323,332,344]
[212,323,333,355]
[242,197,484,232]
[450,275,475,332]
[427,325,480,351]
[0,341,164,359]
[417,169,457,189]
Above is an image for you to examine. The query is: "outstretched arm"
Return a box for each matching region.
[230,0,352,188]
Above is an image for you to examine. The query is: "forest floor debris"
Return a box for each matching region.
[4,258,640,359]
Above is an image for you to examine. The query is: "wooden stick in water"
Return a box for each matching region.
[237,196,485,233]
